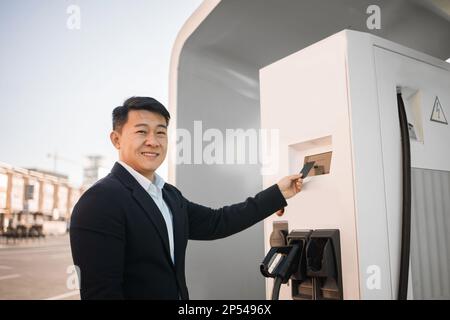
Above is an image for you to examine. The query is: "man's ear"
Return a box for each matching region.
[110,131,121,150]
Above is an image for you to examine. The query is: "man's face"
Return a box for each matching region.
[110,110,168,180]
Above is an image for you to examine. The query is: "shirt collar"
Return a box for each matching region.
[118,161,165,191]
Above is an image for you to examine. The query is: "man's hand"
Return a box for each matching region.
[277,174,303,200]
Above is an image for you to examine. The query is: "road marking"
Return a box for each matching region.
[0,265,13,270]
[0,274,21,281]
[44,290,80,300]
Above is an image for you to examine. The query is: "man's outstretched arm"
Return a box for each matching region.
[186,174,302,240]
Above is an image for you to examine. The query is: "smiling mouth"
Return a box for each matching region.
[141,152,160,158]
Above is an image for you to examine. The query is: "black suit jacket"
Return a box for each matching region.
[69,162,287,300]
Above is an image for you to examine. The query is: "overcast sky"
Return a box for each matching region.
[0,0,203,186]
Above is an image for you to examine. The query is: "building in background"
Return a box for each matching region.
[0,162,84,238]
[82,155,109,188]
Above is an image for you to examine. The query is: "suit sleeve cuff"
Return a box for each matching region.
[256,184,288,216]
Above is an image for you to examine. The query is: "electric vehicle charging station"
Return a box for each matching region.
[169,0,450,299]
[260,30,450,300]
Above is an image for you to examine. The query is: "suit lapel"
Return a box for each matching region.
[111,163,172,265]
[162,187,184,270]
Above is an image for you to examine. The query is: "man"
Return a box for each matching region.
[70,97,303,300]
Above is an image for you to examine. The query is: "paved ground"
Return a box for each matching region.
[0,234,80,300]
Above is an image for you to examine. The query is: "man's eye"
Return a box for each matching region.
[137,130,147,134]
[157,132,166,135]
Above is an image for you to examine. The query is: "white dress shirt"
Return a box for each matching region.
[118,161,175,264]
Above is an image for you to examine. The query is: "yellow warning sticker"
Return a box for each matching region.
[430,96,448,125]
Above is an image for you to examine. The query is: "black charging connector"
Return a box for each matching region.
[305,229,343,300]
[261,225,310,300]
[260,243,301,300]
[261,227,343,300]
[286,230,313,299]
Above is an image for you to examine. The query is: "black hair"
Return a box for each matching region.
[112,97,170,132]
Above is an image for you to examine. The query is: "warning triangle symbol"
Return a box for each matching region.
[430,96,448,125]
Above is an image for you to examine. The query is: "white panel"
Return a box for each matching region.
[260,31,360,300]
[346,31,394,299]
[374,43,450,299]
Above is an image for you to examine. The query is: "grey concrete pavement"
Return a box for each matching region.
[0,234,80,300]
